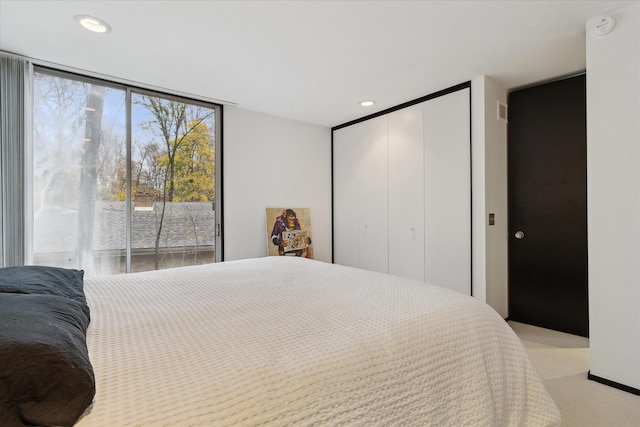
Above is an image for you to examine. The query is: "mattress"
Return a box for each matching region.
[76,256,560,426]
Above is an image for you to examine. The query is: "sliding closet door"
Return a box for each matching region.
[333,116,388,273]
[388,104,425,280]
[423,88,471,294]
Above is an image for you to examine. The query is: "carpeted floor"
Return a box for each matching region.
[510,321,640,427]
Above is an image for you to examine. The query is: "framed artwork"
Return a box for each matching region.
[266,208,313,258]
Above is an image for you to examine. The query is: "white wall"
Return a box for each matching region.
[471,76,509,318]
[223,107,332,262]
[586,2,640,390]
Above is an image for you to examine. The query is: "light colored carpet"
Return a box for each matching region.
[510,321,640,427]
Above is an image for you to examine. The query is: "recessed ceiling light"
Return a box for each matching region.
[360,100,375,107]
[74,15,111,33]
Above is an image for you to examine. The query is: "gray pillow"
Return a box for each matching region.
[0,293,94,427]
[0,266,94,427]
[0,265,87,304]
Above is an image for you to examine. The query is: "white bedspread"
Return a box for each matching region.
[76,256,560,426]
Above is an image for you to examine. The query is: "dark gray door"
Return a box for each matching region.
[508,75,588,337]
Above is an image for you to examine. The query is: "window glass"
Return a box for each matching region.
[32,72,126,276]
[130,92,217,272]
[32,70,219,276]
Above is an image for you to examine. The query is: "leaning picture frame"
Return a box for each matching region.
[266,208,313,258]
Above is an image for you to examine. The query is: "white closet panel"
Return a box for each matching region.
[423,88,471,294]
[333,85,471,294]
[333,124,361,269]
[333,117,388,273]
[388,104,425,280]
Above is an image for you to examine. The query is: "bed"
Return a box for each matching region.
[1,256,560,426]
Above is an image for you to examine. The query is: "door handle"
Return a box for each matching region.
[514,231,525,239]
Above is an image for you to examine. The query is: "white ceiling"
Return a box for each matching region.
[0,0,635,127]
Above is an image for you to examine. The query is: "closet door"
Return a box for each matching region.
[424,88,471,294]
[333,116,388,273]
[333,124,360,268]
[388,104,425,280]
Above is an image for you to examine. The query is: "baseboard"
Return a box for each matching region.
[587,371,640,396]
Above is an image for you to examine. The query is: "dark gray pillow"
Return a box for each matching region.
[0,293,95,427]
[0,265,86,304]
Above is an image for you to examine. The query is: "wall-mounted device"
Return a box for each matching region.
[497,102,508,122]
[590,16,616,38]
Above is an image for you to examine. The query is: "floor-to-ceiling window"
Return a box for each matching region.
[31,68,221,276]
